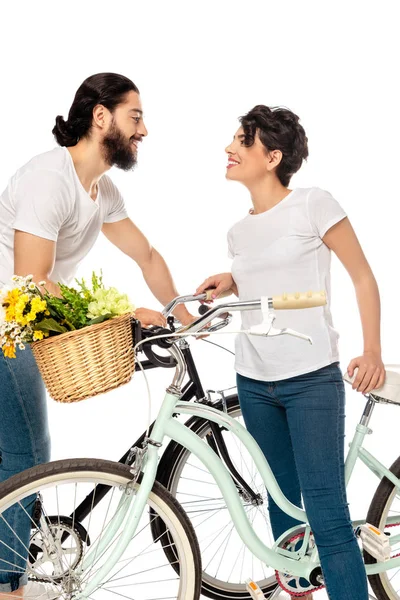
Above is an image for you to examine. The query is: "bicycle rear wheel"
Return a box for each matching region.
[0,458,201,599]
[156,395,278,599]
[365,455,400,600]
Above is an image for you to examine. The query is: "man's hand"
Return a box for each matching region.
[195,273,237,301]
[134,308,167,328]
[177,312,211,339]
[179,313,200,327]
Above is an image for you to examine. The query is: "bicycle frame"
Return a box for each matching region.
[77,376,400,599]
[69,338,257,531]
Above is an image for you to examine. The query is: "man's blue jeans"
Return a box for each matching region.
[0,346,50,592]
[237,362,368,600]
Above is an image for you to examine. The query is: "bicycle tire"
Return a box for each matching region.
[364,455,400,599]
[0,458,202,600]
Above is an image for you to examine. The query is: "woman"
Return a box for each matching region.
[196,105,385,600]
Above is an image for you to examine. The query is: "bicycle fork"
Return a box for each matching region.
[75,390,180,598]
[74,445,160,599]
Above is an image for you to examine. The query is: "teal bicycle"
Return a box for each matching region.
[0,290,400,600]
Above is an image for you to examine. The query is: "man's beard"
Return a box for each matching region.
[102,121,138,171]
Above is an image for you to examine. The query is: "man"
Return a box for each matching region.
[0,72,194,598]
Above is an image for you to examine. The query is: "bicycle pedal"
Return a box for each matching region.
[357,523,391,561]
[245,578,265,599]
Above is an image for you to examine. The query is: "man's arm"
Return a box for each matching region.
[14,230,61,297]
[102,218,193,324]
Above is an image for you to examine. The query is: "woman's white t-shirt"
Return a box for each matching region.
[0,147,128,287]
[228,187,347,382]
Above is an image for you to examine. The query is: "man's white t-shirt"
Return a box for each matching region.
[0,147,128,287]
[228,187,347,382]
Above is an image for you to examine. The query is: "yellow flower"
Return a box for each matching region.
[4,289,20,322]
[33,330,44,341]
[5,289,20,304]
[2,343,16,359]
[25,297,47,323]
[15,314,28,326]
[14,294,29,326]
[5,306,16,321]
[15,294,29,313]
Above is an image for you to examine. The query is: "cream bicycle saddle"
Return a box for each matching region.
[343,365,400,404]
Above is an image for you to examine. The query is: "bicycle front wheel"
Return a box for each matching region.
[365,455,400,600]
[0,458,201,599]
[157,395,277,600]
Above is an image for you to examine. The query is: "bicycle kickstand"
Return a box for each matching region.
[266,584,281,599]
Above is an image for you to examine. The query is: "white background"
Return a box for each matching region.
[1,2,399,596]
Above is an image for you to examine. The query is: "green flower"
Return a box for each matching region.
[87,288,134,319]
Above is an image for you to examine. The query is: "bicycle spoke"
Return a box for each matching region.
[227,539,246,582]
[214,522,235,578]
[180,476,219,486]
[98,516,176,587]
[41,496,73,580]
[203,520,236,571]
[70,483,77,570]
[185,461,214,476]
[82,512,162,585]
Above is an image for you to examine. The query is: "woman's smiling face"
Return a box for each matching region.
[225,126,281,186]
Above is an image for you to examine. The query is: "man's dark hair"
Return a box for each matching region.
[239,105,309,186]
[52,73,139,147]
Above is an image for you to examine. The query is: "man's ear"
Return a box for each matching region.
[92,104,110,131]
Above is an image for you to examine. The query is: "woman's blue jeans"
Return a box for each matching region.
[237,362,368,600]
[0,346,50,592]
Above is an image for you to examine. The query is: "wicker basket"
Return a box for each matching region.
[31,313,135,403]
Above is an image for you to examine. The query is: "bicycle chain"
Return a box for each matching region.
[275,532,324,597]
[276,522,400,596]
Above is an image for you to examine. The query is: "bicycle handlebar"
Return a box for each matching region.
[177,290,327,334]
[139,290,327,369]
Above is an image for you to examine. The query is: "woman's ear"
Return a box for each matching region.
[266,149,283,171]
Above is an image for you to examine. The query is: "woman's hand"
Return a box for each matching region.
[195,273,236,301]
[134,308,167,328]
[347,351,385,393]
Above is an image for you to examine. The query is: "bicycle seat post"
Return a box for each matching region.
[360,395,377,428]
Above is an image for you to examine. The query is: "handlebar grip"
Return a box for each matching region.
[204,288,233,302]
[198,304,211,315]
[272,290,327,310]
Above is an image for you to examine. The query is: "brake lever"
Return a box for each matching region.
[207,313,232,333]
[248,308,313,344]
[267,326,313,344]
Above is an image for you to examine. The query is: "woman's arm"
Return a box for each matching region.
[323,217,385,393]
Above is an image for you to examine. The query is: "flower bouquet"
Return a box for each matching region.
[0,272,136,402]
